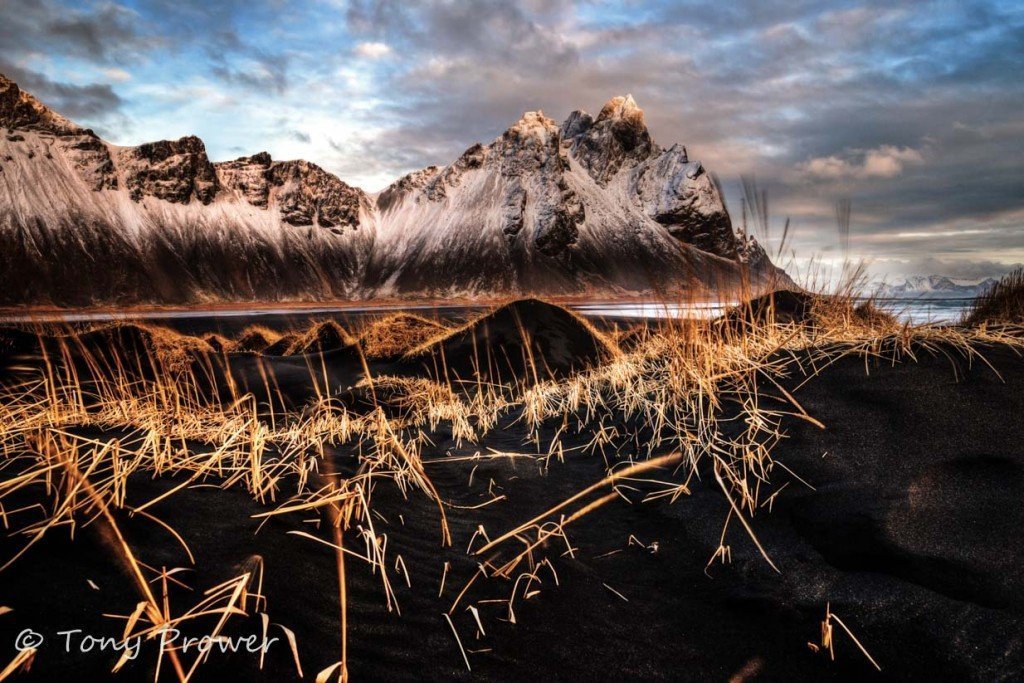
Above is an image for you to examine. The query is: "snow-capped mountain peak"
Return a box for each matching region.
[562,94,657,186]
[876,275,998,298]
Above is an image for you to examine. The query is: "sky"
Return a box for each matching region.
[1,0,1022,281]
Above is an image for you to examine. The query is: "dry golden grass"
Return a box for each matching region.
[232,325,284,353]
[1,290,1021,679]
[965,267,1024,327]
[277,320,354,355]
[356,313,448,359]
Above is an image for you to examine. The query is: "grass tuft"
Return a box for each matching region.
[964,268,1024,327]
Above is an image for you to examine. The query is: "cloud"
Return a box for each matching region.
[0,59,124,121]
[800,145,926,180]
[354,41,392,59]
[0,0,148,65]
[44,2,142,62]
[206,29,290,94]
[101,67,132,82]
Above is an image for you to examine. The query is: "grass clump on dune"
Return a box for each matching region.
[965,268,1024,327]
[357,313,448,359]
[232,324,285,353]
[272,319,354,355]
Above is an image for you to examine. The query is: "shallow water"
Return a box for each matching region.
[0,296,974,330]
[871,297,973,324]
[579,297,973,325]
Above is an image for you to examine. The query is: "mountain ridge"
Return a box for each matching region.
[874,275,998,298]
[0,74,789,306]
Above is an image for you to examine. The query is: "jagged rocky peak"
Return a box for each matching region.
[376,165,443,210]
[563,94,658,185]
[377,110,565,210]
[1,73,365,225]
[559,110,593,141]
[427,111,563,200]
[216,151,274,207]
[1,73,118,191]
[632,143,737,257]
[504,110,559,145]
[1,74,214,202]
[216,152,368,230]
[117,135,219,205]
[495,110,567,176]
[557,93,740,258]
[0,73,85,136]
[269,159,368,230]
[492,109,583,255]
[373,106,584,260]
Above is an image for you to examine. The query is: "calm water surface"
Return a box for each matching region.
[580,298,972,325]
[0,297,973,331]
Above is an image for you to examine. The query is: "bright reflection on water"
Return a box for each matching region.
[574,298,973,325]
[869,298,972,325]
[573,301,733,320]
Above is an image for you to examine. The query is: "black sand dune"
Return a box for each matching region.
[262,320,353,356]
[357,313,448,361]
[232,326,283,353]
[1,326,1022,681]
[0,324,215,387]
[209,300,614,409]
[399,298,615,384]
[728,288,815,326]
[201,332,234,354]
[0,322,368,410]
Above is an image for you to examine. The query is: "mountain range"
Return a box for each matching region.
[874,275,997,298]
[0,74,787,307]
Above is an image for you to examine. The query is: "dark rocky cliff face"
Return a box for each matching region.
[363,98,787,297]
[375,110,586,260]
[216,153,368,231]
[118,136,219,204]
[632,146,737,257]
[561,95,743,262]
[267,159,366,230]
[375,166,443,211]
[214,151,274,207]
[492,111,584,257]
[562,94,657,186]
[374,94,753,274]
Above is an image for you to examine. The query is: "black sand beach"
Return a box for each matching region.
[0,303,1022,682]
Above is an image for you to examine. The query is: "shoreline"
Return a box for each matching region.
[0,294,735,324]
[0,293,979,325]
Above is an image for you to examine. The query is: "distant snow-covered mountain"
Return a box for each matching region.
[0,74,788,306]
[875,275,997,298]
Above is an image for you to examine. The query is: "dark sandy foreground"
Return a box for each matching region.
[0,331,1022,681]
